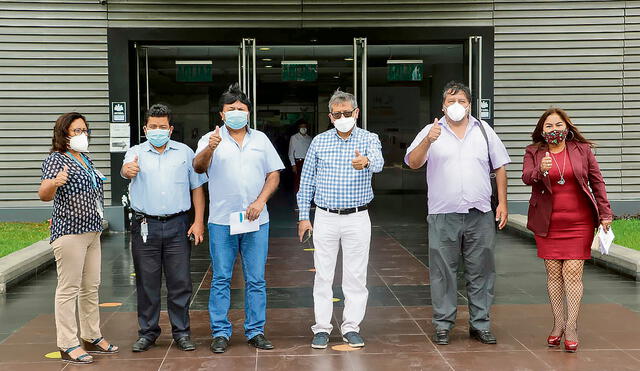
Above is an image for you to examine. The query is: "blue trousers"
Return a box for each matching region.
[208,223,269,340]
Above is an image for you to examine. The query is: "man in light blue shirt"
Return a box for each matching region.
[193,84,284,354]
[121,104,207,353]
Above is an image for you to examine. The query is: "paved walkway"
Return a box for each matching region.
[1,196,639,370]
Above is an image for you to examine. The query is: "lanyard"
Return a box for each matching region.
[66,151,98,189]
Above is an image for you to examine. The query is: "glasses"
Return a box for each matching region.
[330,108,356,119]
[71,128,91,135]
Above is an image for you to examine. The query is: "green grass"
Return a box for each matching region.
[0,221,50,258]
[612,218,640,251]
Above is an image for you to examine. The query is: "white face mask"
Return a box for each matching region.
[333,117,356,133]
[69,133,89,152]
[445,102,468,122]
[299,128,308,135]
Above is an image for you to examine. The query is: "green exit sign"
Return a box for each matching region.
[176,61,213,82]
[282,61,318,82]
[387,60,423,81]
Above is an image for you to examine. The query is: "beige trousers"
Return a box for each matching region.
[51,231,102,349]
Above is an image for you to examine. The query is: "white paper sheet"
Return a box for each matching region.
[598,226,615,255]
[229,211,260,235]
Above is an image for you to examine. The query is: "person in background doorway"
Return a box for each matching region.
[193,83,284,354]
[289,119,312,193]
[121,103,207,353]
[297,89,384,350]
[405,81,510,346]
[39,112,118,364]
[522,107,612,353]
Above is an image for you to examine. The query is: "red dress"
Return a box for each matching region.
[535,148,596,260]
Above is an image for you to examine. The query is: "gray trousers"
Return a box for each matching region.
[427,208,496,331]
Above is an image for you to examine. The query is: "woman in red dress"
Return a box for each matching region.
[522,108,612,353]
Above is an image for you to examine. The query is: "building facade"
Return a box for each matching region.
[1,1,638,229]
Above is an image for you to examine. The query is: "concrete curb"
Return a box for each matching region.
[506,214,640,281]
[0,239,53,294]
[0,220,111,294]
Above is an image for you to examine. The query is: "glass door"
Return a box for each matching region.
[353,37,367,130]
[240,38,257,129]
[468,36,483,120]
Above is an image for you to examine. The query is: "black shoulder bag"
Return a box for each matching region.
[476,122,499,215]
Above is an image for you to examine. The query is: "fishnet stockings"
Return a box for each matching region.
[544,259,584,342]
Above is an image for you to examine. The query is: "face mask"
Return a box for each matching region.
[445,102,468,122]
[224,110,248,130]
[542,129,568,145]
[299,128,308,135]
[334,117,356,133]
[146,129,170,147]
[69,133,89,152]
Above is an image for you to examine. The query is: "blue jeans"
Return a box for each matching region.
[208,223,269,340]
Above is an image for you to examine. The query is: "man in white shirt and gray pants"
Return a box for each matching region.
[405,81,511,346]
[288,119,312,192]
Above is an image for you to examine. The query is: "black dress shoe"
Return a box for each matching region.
[210,336,229,354]
[469,327,497,344]
[132,337,155,352]
[433,329,450,345]
[248,334,274,350]
[175,336,196,351]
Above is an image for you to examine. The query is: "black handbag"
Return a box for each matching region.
[476,122,499,214]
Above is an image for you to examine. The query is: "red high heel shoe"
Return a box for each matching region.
[547,334,562,347]
[564,339,579,352]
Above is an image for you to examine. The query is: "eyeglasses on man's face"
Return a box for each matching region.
[330,108,357,119]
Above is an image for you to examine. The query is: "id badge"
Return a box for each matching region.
[96,199,104,219]
[141,220,149,243]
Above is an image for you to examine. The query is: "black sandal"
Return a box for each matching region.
[60,345,93,364]
[82,337,119,354]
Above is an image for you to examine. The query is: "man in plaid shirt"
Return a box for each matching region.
[297,89,384,350]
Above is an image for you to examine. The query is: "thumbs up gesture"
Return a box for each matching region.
[426,118,442,143]
[540,151,552,174]
[123,154,140,179]
[351,149,369,170]
[54,165,69,187]
[208,126,222,151]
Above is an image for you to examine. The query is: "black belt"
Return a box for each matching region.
[134,210,188,222]
[317,204,368,215]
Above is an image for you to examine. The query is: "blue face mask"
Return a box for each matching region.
[146,129,170,147]
[224,110,249,130]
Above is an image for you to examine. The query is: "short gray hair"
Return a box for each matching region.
[328,89,358,111]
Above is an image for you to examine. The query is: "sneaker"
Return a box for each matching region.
[342,331,365,348]
[311,332,330,349]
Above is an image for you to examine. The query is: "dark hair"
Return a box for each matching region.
[531,107,594,148]
[50,112,88,153]
[218,83,252,112]
[442,81,472,103]
[144,103,172,125]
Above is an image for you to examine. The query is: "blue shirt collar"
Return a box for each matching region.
[143,139,179,153]
[332,125,361,141]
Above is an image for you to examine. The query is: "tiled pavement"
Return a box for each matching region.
[1,194,639,370]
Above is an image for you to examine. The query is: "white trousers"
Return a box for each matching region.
[311,208,371,335]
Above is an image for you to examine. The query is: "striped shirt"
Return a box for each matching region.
[297,127,384,220]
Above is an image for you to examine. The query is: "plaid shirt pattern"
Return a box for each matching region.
[297,127,384,220]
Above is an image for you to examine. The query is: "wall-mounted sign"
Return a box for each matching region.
[110,123,130,153]
[111,101,126,123]
[480,99,492,120]
[387,60,423,81]
[176,60,213,82]
[282,61,318,82]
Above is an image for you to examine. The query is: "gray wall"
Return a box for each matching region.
[0,1,638,220]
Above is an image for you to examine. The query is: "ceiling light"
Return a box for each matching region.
[259,47,271,51]
[262,58,272,61]
[344,57,354,61]
[265,65,273,68]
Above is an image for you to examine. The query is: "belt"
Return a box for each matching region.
[317,204,368,215]
[134,210,188,222]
